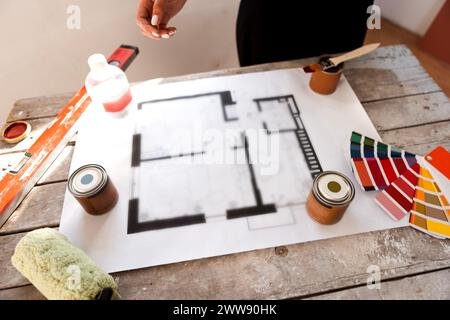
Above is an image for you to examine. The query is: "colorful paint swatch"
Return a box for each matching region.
[375,163,450,239]
[366,158,387,189]
[410,211,450,239]
[378,158,398,183]
[349,134,449,239]
[391,158,408,177]
[390,146,402,158]
[409,213,447,239]
[349,132,419,191]
[351,158,375,191]
[375,164,419,221]
[376,142,389,159]
[375,191,409,221]
[425,146,450,179]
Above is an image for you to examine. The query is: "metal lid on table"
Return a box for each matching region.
[313,171,355,207]
[1,121,32,144]
[68,164,109,198]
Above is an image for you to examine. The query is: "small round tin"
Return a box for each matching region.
[68,164,118,215]
[2,121,32,144]
[306,171,355,225]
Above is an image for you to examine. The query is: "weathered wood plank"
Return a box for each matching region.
[0,232,29,289]
[380,121,450,154]
[0,146,73,184]
[129,44,437,107]
[396,141,450,156]
[113,228,450,299]
[36,146,74,185]
[5,45,442,125]
[0,285,44,300]
[7,93,74,122]
[6,63,309,123]
[363,91,450,131]
[0,183,65,236]
[345,45,441,101]
[1,227,450,299]
[0,148,73,236]
[344,68,440,103]
[1,44,449,300]
[0,152,25,181]
[307,268,450,300]
[347,45,421,69]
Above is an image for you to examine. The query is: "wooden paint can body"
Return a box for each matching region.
[306,171,355,225]
[309,58,344,95]
[68,164,119,215]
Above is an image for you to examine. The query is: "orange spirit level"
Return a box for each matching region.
[0,45,139,227]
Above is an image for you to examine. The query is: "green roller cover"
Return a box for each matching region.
[11,228,118,300]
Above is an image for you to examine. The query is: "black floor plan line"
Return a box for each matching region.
[128,92,321,234]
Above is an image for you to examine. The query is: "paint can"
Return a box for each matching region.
[1,121,32,144]
[306,171,355,225]
[68,164,119,215]
[309,57,344,95]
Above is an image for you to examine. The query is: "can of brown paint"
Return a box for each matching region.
[68,164,119,215]
[306,171,355,225]
[309,57,344,95]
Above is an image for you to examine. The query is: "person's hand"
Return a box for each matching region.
[136,0,187,40]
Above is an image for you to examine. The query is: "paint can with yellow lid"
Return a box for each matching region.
[306,171,355,225]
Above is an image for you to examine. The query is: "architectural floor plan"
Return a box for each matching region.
[128,93,322,234]
[60,69,406,273]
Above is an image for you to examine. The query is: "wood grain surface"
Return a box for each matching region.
[0,45,449,299]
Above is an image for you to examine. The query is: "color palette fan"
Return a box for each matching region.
[350,132,450,239]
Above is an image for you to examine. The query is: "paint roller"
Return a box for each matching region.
[11,228,118,300]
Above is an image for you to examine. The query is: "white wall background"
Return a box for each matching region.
[375,0,445,36]
[0,0,240,126]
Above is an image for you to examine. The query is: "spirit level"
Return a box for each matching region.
[0,45,139,227]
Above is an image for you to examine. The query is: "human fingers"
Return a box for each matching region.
[151,0,165,28]
[157,24,177,39]
[136,0,162,39]
[137,18,162,39]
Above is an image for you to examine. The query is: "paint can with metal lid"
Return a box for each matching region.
[68,164,119,215]
[306,171,355,225]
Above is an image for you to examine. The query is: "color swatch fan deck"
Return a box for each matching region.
[350,132,418,191]
[350,132,450,239]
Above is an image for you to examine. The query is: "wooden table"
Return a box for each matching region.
[1,45,449,300]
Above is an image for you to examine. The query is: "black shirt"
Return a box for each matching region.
[236,0,374,66]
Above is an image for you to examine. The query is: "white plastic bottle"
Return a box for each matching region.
[85,53,132,113]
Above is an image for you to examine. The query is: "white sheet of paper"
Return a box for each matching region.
[59,68,407,273]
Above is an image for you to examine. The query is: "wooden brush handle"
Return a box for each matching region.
[329,43,380,66]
